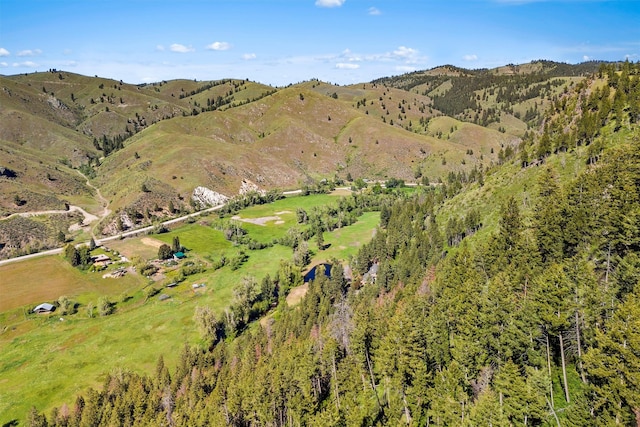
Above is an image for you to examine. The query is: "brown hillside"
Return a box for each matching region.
[95,84,503,225]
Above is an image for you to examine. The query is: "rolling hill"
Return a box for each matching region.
[7,58,640,426]
[0,61,602,258]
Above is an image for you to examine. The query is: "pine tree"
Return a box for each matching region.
[584,290,640,425]
[158,244,172,260]
[316,228,325,250]
[494,361,528,424]
[534,166,566,264]
[172,236,181,253]
[498,196,523,255]
[531,263,574,404]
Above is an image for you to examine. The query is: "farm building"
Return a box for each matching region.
[91,254,111,263]
[91,254,112,268]
[33,303,55,313]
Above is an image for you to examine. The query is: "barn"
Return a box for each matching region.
[33,303,55,314]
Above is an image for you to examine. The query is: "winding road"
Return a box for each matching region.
[0,181,416,267]
[0,203,226,267]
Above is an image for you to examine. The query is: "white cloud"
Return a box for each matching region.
[315,0,345,7]
[0,62,8,67]
[393,46,418,59]
[13,61,38,67]
[206,42,231,51]
[0,48,9,56]
[63,49,73,55]
[463,54,478,61]
[17,49,42,57]
[368,7,381,15]
[395,65,416,73]
[156,45,165,51]
[339,49,363,62]
[583,55,590,61]
[334,46,426,70]
[336,63,360,69]
[170,43,194,53]
[242,53,257,60]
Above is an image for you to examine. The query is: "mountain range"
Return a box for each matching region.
[0,60,604,259]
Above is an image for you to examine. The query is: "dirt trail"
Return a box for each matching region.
[76,171,111,240]
[77,170,111,220]
[1,205,99,224]
[0,172,111,241]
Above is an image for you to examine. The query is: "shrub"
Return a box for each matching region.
[97,297,114,316]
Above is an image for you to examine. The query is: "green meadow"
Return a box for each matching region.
[0,193,379,424]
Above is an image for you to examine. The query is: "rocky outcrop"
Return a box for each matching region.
[192,186,229,208]
[239,179,266,196]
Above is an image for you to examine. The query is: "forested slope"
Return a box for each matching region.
[26,61,640,426]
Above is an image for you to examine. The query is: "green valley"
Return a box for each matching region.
[1,59,639,427]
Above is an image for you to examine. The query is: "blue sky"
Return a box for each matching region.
[1,0,638,86]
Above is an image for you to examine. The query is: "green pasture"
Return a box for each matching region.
[224,193,342,243]
[0,256,144,313]
[154,222,234,259]
[0,193,380,424]
[312,211,380,261]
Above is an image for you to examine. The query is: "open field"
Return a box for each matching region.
[154,222,234,258]
[0,256,144,313]
[317,211,379,260]
[230,193,343,244]
[286,283,309,306]
[0,193,380,424]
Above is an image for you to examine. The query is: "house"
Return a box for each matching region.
[91,254,111,263]
[173,251,186,260]
[362,263,379,285]
[91,254,112,268]
[33,303,55,314]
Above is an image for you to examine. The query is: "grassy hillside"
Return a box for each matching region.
[94,83,508,229]
[0,61,607,256]
[2,72,275,160]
